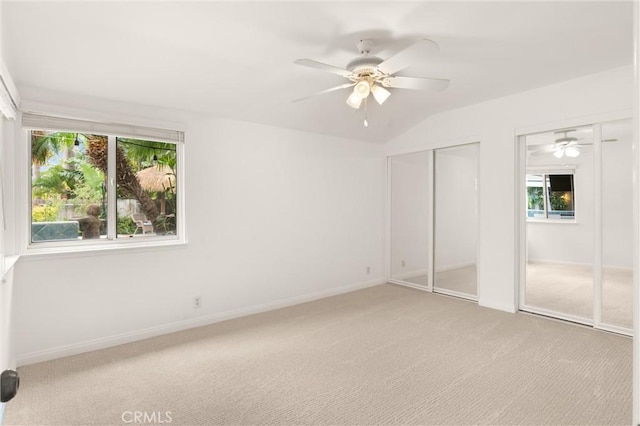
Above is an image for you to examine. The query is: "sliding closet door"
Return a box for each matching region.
[433,143,479,298]
[601,119,633,331]
[390,151,431,288]
[523,126,594,323]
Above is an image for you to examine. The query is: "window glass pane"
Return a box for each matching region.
[31,131,108,242]
[546,174,574,219]
[116,138,177,237]
[525,173,574,220]
[526,174,545,218]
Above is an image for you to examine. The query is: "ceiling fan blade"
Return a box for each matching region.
[377,38,440,75]
[384,76,449,91]
[291,83,355,103]
[527,145,556,155]
[294,59,353,78]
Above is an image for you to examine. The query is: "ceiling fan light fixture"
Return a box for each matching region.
[565,147,580,158]
[553,149,565,159]
[371,84,391,105]
[346,91,363,109]
[353,80,371,99]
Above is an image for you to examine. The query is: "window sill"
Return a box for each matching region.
[22,236,187,259]
[526,219,577,224]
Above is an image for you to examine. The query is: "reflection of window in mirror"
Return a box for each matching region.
[526,172,575,221]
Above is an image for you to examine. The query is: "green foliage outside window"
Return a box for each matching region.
[549,192,568,211]
[527,187,543,210]
[32,130,178,240]
[32,204,59,222]
[117,216,137,235]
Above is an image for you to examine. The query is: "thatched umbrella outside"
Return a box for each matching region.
[135,165,175,215]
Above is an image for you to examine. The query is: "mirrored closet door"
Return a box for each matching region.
[389,151,431,288]
[433,143,479,299]
[523,125,595,322]
[521,119,632,335]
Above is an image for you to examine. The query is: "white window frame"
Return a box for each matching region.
[526,167,576,223]
[21,113,186,254]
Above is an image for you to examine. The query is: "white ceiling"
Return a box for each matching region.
[2,1,633,144]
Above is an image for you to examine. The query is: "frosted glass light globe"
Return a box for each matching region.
[354,80,371,99]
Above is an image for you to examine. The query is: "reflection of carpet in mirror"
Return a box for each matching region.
[435,265,477,296]
[526,261,632,329]
[396,266,478,297]
[404,274,428,286]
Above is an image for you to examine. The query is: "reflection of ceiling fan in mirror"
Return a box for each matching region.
[551,129,583,158]
[528,129,585,159]
[528,129,618,159]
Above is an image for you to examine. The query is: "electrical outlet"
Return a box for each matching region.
[193,296,201,309]
[366,266,371,274]
[401,260,406,268]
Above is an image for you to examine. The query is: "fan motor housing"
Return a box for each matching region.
[555,136,578,143]
[346,56,384,75]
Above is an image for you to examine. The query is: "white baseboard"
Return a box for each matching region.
[390,262,475,278]
[17,278,385,366]
[435,261,475,273]
[392,269,428,280]
[602,264,633,271]
[528,258,633,271]
[389,279,431,292]
[527,258,591,267]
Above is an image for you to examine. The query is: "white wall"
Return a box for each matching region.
[0,116,10,424]
[9,95,385,364]
[386,65,634,313]
[5,66,634,365]
[0,106,20,426]
[0,0,16,419]
[0,115,15,360]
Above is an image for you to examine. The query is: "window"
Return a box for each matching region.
[26,114,183,247]
[526,172,575,220]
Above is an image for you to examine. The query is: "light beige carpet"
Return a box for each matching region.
[5,284,631,425]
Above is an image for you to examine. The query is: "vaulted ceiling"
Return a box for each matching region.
[2,1,633,143]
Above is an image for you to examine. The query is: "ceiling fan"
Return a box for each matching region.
[293,38,450,126]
